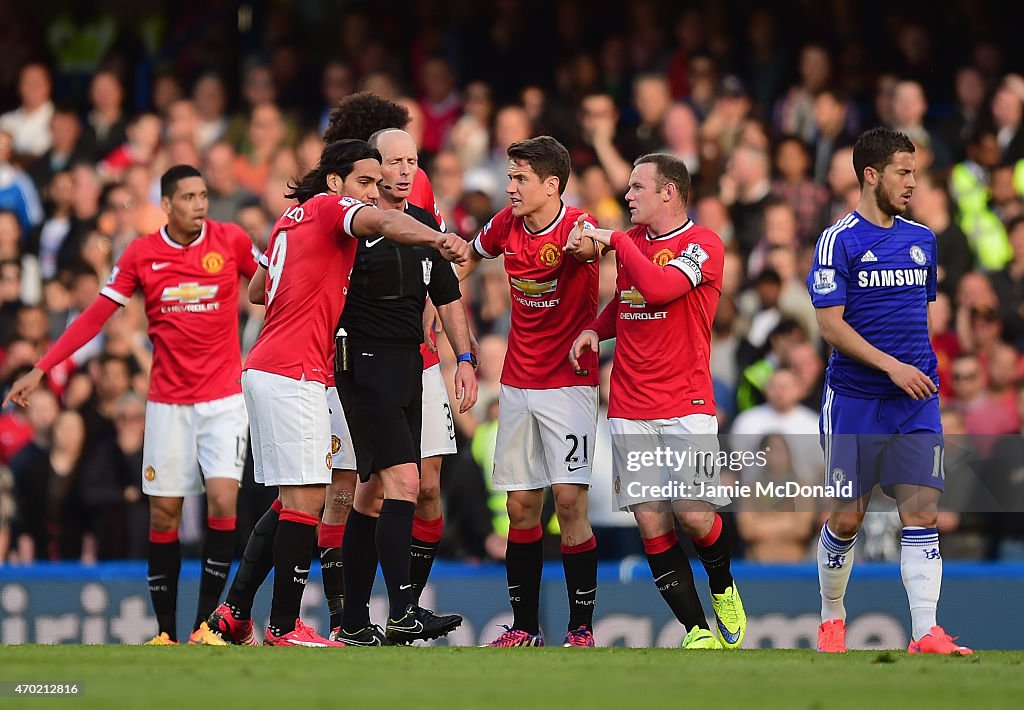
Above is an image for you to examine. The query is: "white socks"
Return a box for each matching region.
[901,527,941,640]
[817,524,857,622]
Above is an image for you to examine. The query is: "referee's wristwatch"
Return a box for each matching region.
[457,352,478,369]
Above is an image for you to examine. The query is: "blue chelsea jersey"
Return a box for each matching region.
[807,211,938,399]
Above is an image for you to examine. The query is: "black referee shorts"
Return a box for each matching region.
[336,344,422,481]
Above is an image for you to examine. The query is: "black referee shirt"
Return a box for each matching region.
[338,202,462,346]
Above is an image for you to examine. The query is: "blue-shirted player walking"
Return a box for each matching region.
[808,127,972,655]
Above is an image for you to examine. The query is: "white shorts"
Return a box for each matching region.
[327,386,357,471]
[610,414,730,511]
[421,364,457,458]
[142,394,248,497]
[492,384,598,490]
[243,370,332,487]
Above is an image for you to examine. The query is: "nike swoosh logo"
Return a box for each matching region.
[151,262,172,270]
[507,585,521,590]
[365,237,385,248]
[717,618,742,645]
[567,464,587,472]
[392,620,424,633]
[343,636,382,646]
[206,559,230,566]
[320,549,332,559]
[147,575,165,581]
[575,587,597,595]
[283,639,330,647]
[503,250,517,256]
[399,584,412,590]
[294,566,310,574]
[653,571,673,583]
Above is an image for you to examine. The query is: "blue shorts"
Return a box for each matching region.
[820,386,944,499]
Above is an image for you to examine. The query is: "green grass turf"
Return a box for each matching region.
[0,646,1022,709]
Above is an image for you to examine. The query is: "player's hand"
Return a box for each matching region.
[438,234,470,264]
[422,301,441,353]
[886,361,938,400]
[564,214,600,260]
[569,329,600,373]
[3,367,45,408]
[454,361,479,413]
[590,227,613,247]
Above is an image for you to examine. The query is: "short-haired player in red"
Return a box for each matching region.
[5,165,260,646]
[568,153,746,649]
[460,136,601,647]
[209,139,468,647]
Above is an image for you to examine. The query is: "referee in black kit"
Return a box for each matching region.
[334,128,479,646]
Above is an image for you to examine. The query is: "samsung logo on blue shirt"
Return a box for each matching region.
[857,268,929,288]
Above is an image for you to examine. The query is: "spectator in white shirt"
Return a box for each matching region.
[730,367,822,486]
[0,63,54,161]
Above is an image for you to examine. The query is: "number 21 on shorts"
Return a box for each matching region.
[565,433,589,472]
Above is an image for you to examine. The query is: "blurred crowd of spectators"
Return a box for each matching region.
[1,0,1023,566]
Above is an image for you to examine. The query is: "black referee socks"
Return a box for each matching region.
[340,509,378,632]
[377,499,416,620]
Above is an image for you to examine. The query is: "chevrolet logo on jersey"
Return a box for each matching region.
[161,283,219,303]
[620,287,647,308]
[510,277,558,297]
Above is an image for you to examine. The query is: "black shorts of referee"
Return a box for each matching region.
[336,342,422,482]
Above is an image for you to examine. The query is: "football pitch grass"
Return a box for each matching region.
[1,646,1022,709]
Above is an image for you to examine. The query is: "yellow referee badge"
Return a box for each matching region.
[202,251,225,274]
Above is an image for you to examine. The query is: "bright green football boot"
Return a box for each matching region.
[681,627,723,649]
[711,582,746,648]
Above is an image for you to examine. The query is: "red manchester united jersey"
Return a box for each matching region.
[607,221,724,419]
[473,204,599,389]
[411,166,445,370]
[410,166,446,232]
[244,194,364,385]
[100,220,259,405]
